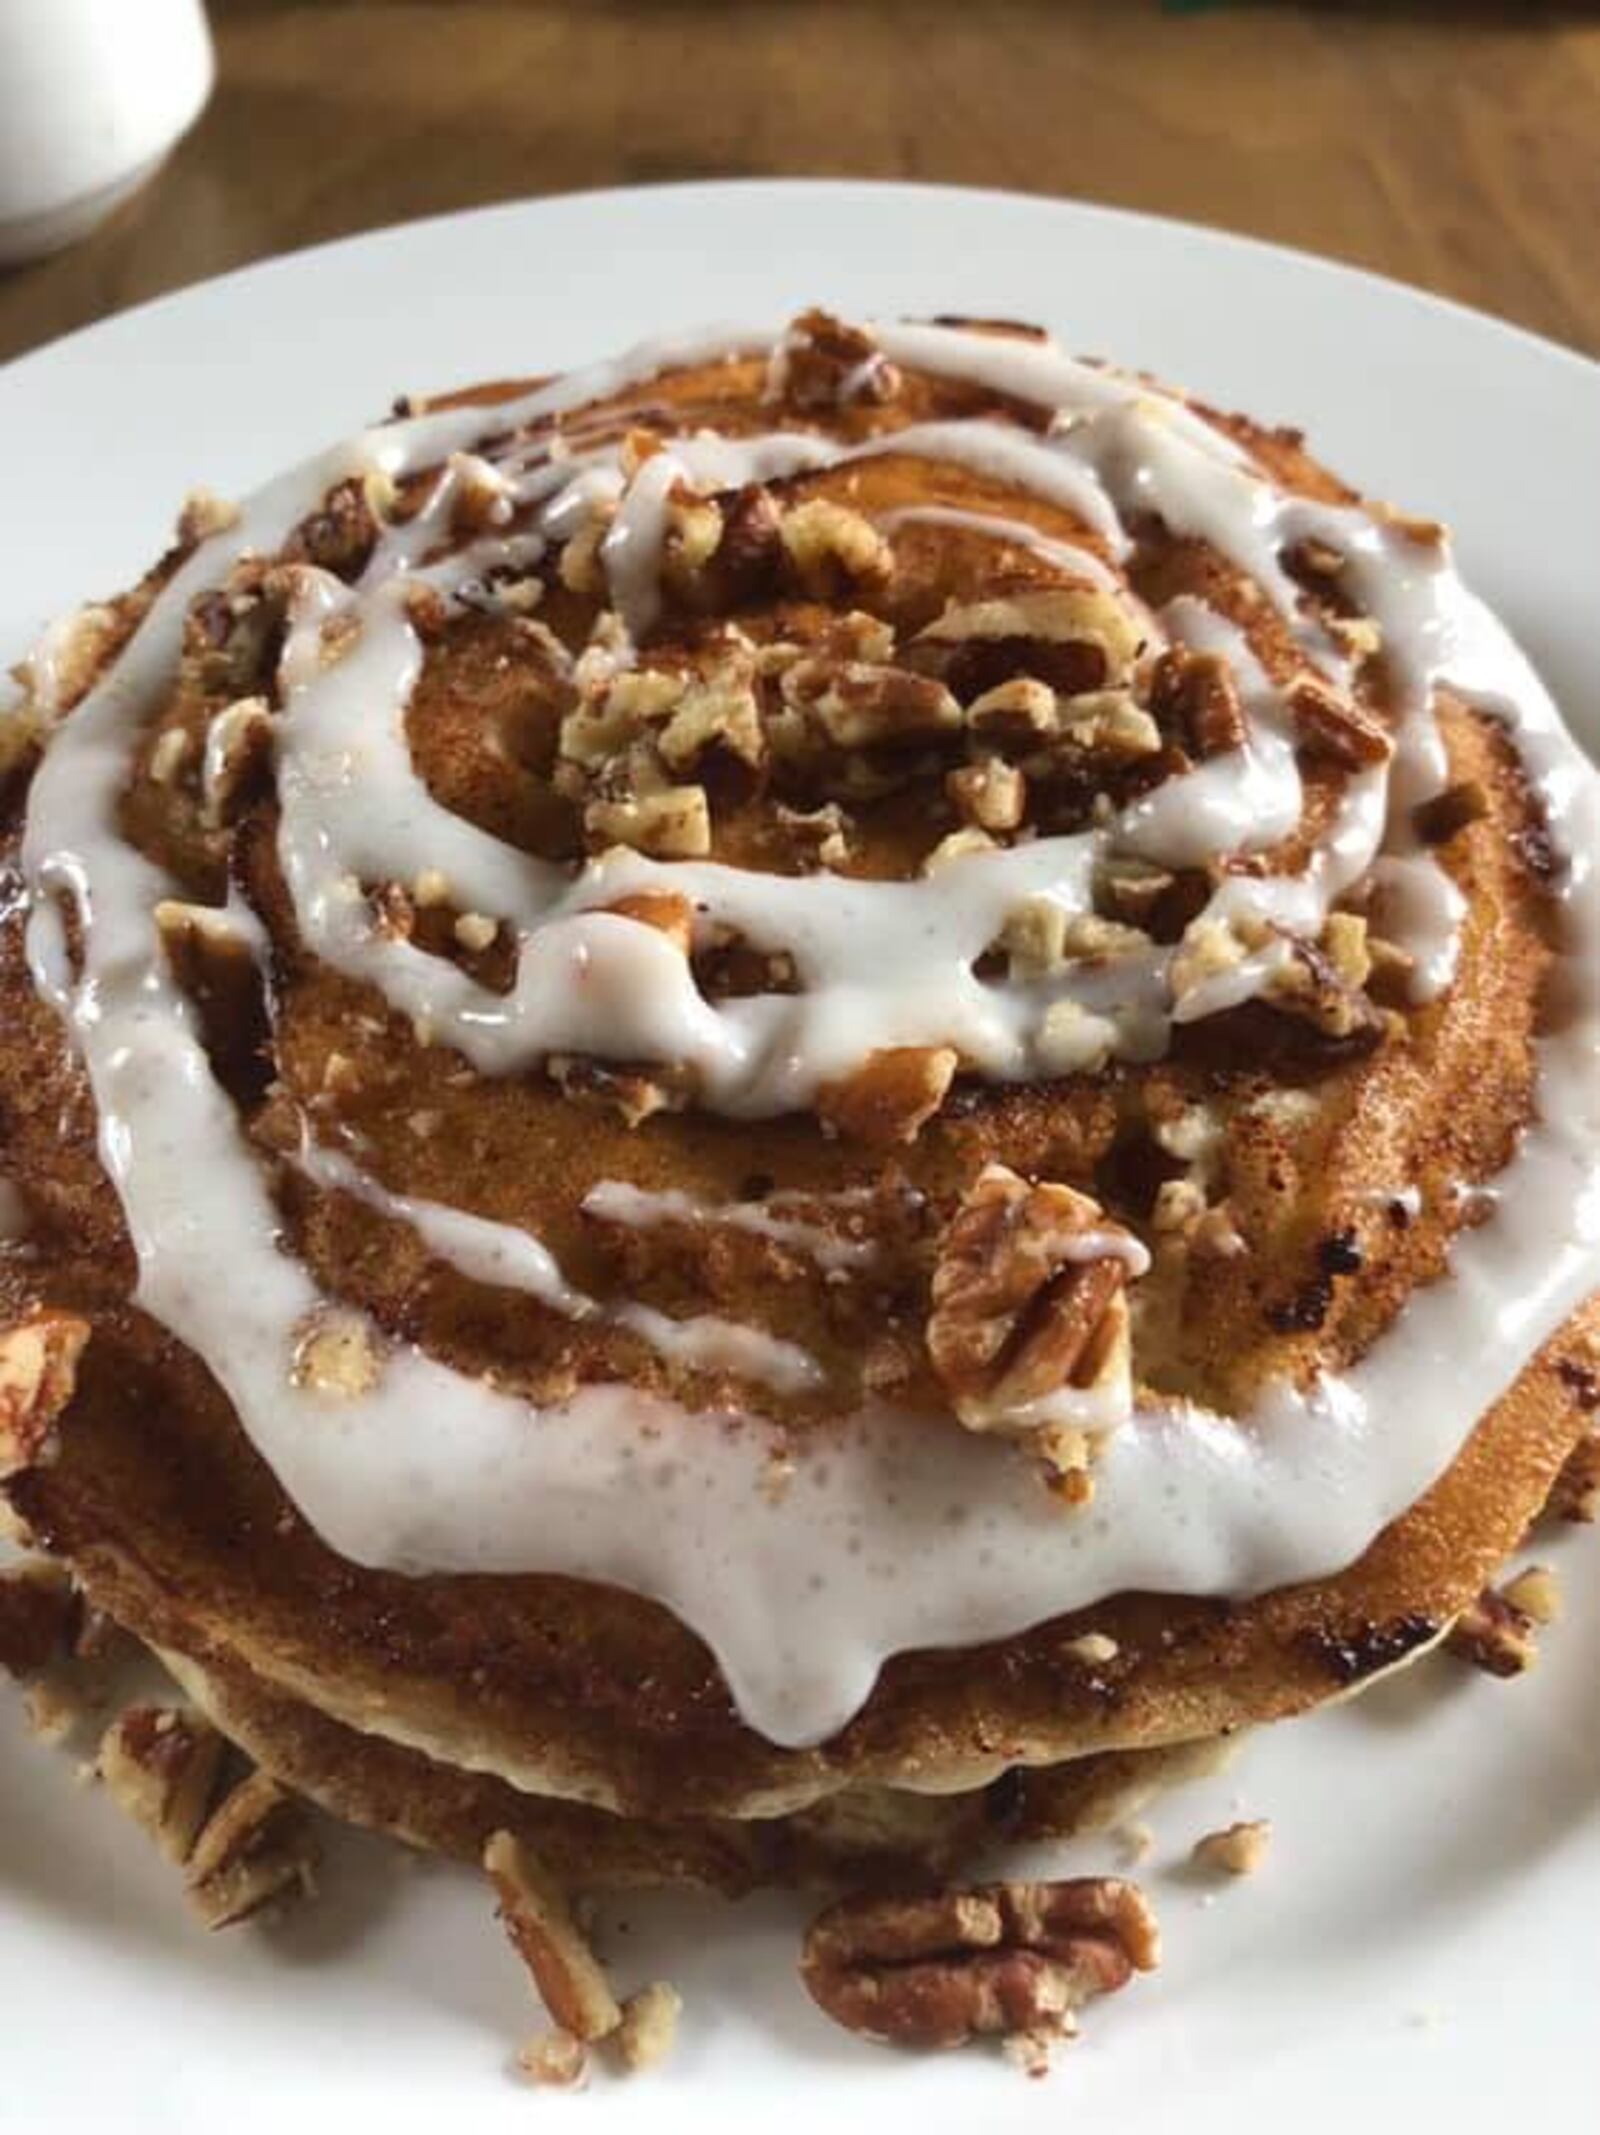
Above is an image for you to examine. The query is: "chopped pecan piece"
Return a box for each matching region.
[99,1705,226,1863]
[1148,647,1247,758]
[485,1831,622,2043]
[1321,911,1371,988]
[1055,688,1162,759]
[927,1165,1144,1458]
[186,1773,319,1927]
[771,310,901,411]
[617,1982,683,2071]
[1412,779,1490,846]
[948,757,1026,833]
[285,475,378,580]
[442,451,515,539]
[1191,1820,1272,1877]
[817,1046,958,1147]
[923,826,996,872]
[782,658,961,749]
[558,514,612,595]
[1001,901,1147,978]
[560,668,683,766]
[966,675,1059,743]
[0,1561,82,1678]
[779,499,894,597]
[921,585,1145,698]
[290,1308,382,1399]
[800,1878,1158,2052]
[1264,936,1384,1045]
[1446,1583,1539,1677]
[716,484,784,594]
[1501,1564,1561,1625]
[585,783,712,859]
[657,667,764,775]
[147,724,192,785]
[547,1054,689,1128]
[1096,857,1176,928]
[1286,674,1392,768]
[516,2030,589,2089]
[0,1311,89,1476]
[177,488,242,544]
[661,493,725,593]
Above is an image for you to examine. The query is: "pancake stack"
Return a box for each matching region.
[2,311,1597,1934]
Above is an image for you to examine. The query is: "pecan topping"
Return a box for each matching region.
[927,1165,1143,1460]
[779,499,894,598]
[1500,1564,1561,1625]
[177,488,242,545]
[920,584,1146,700]
[547,1053,690,1128]
[781,657,960,749]
[1191,1819,1272,1876]
[516,2031,589,2089]
[585,783,712,859]
[965,675,1059,743]
[1264,935,1385,1046]
[0,1561,82,1678]
[0,1311,89,1477]
[1149,647,1247,758]
[1286,674,1392,767]
[617,1982,683,2071]
[186,1772,319,1927]
[1446,1582,1540,1677]
[485,1831,623,2043]
[771,310,901,412]
[817,1046,958,1147]
[800,1878,1158,2052]
[1054,688,1163,760]
[290,1308,382,1399]
[947,757,1026,833]
[716,484,784,593]
[99,1704,226,1864]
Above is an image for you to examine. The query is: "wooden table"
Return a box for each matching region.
[3,0,1598,366]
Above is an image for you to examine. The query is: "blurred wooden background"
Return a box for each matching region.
[3,0,1598,364]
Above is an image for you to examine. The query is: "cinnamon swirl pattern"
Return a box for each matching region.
[1,311,1597,1864]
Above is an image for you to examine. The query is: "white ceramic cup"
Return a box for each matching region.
[0,0,214,267]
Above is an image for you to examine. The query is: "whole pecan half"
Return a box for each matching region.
[800,1877,1159,2051]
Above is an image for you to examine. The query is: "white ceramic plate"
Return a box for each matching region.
[1,182,1596,2134]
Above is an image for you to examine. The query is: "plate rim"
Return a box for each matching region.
[4,176,1597,394]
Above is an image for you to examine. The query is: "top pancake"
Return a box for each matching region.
[0,313,1593,1816]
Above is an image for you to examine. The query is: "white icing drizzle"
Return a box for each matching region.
[295,1139,823,1395]
[13,317,1600,1751]
[580,1179,879,1271]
